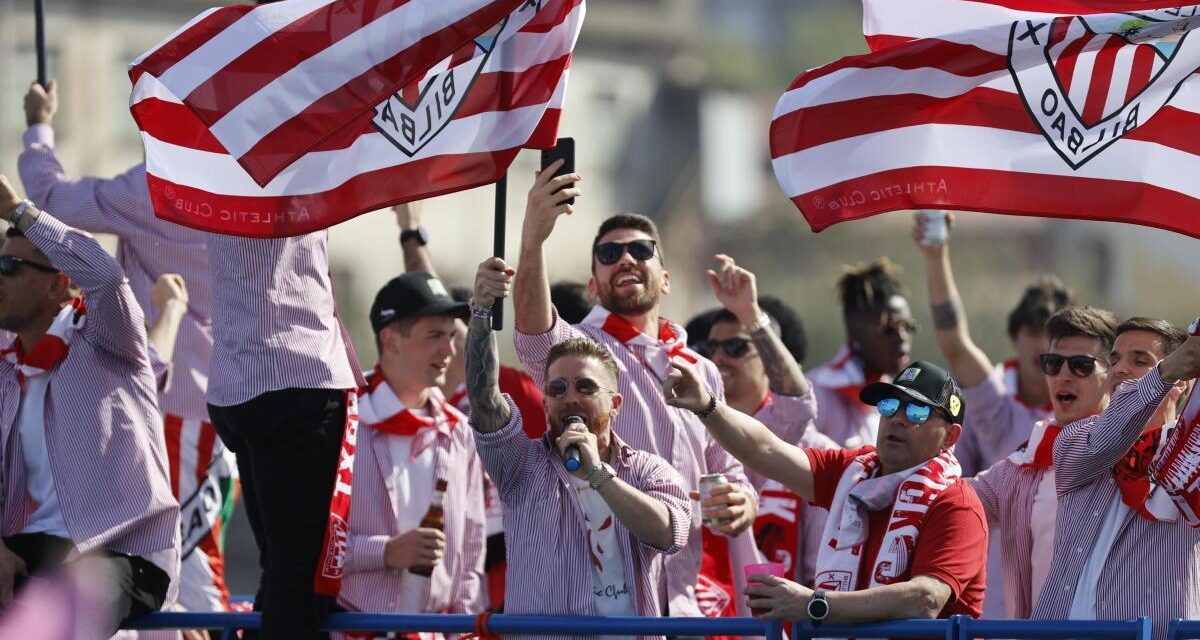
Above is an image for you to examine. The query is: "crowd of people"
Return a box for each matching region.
[3,62,1200,640]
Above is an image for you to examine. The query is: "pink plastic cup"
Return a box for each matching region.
[743,562,787,616]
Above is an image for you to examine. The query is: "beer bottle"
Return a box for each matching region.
[409,478,448,577]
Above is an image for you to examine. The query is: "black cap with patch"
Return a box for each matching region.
[369,272,468,333]
[859,360,965,423]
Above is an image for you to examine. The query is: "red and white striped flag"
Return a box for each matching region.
[771,2,1200,237]
[130,0,583,238]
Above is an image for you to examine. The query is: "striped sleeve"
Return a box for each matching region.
[513,308,586,388]
[473,394,541,503]
[346,534,390,573]
[631,451,691,554]
[960,369,1018,463]
[18,125,153,238]
[23,212,149,366]
[1055,367,1172,495]
[967,457,1016,527]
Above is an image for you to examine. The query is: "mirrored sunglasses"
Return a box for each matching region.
[876,397,941,425]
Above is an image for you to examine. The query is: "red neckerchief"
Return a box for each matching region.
[598,312,698,364]
[359,367,459,459]
[753,391,773,416]
[0,298,86,390]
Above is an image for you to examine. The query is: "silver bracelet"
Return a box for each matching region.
[469,303,493,320]
[8,200,32,231]
[742,311,772,334]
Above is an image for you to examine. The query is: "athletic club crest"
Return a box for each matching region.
[1008,7,1200,168]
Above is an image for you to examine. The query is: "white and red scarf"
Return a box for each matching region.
[808,344,882,414]
[0,298,86,388]
[314,390,359,598]
[814,449,960,592]
[358,367,460,460]
[581,306,696,380]
[1012,418,1176,522]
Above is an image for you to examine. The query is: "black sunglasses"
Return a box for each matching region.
[594,239,658,266]
[544,376,614,398]
[1039,353,1104,378]
[694,337,753,359]
[0,255,59,277]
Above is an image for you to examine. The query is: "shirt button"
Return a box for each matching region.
[1076,547,1084,554]
[1064,585,1071,592]
[1093,510,1101,517]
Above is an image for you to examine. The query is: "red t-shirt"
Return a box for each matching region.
[498,366,547,439]
[805,446,987,618]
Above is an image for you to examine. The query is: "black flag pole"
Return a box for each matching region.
[34,0,47,88]
[492,173,507,331]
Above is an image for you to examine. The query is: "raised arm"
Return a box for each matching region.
[707,254,808,396]
[394,201,437,276]
[913,213,992,389]
[146,274,188,363]
[513,161,582,335]
[19,82,150,236]
[0,176,148,366]
[1055,338,1200,493]
[466,258,516,433]
[664,362,816,502]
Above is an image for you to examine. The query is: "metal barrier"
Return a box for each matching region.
[1169,619,1200,640]
[122,612,1156,640]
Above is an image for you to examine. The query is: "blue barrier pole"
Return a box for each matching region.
[963,617,1149,639]
[1169,619,1200,640]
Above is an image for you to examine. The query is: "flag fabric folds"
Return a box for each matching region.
[130,0,584,238]
[770,2,1200,238]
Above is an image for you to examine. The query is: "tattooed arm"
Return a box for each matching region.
[706,254,808,396]
[466,257,516,433]
[911,213,992,388]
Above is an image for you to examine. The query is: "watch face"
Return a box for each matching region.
[808,598,829,620]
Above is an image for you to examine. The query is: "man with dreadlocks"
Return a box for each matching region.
[808,258,915,448]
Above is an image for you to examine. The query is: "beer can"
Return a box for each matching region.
[918,210,948,247]
[699,473,730,526]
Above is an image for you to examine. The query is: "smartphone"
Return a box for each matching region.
[540,137,575,205]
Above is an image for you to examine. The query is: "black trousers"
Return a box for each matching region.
[5,532,169,636]
[209,387,347,640]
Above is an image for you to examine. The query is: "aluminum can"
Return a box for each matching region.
[918,209,949,247]
[699,473,730,526]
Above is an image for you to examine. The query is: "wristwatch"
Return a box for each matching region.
[400,226,429,246]
[584,463,616,490]
[807,589,829,626]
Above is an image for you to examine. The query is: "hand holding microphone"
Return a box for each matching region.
[557,415,599,478]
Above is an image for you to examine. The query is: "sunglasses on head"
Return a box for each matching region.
[694,337,753,359]
[544,376,614,399]
[594,239,658,266]
[1039,353,1103,378]
[876,397,944,425]
[0,255,59,277]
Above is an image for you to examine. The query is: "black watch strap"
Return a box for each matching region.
[807,588,829,626]
[400,226,429,246]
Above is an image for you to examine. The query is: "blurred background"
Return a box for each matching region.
[2,0,1200,595]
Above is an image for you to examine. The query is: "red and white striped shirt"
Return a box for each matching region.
[0,212,180,602]
[957,360,1051,476]
[341,387,486,615]
[515,309,753,616]
[205,231,362,406]
[473,396,690,639]
[18,124,211,421]
[1033,368,1200,640]
[969,454,1049,619]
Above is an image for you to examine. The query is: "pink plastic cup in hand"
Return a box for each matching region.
[743,562,787,616]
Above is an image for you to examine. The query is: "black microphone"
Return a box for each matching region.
[562,414,585,472]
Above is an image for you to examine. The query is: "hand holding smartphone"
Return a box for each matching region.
[540,137,575,205]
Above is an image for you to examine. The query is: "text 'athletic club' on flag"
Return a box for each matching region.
[770,1,1200,239]
[129,0,584,238]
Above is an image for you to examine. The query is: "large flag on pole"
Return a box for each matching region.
[770,3,1200,238]
[130,0,584,238]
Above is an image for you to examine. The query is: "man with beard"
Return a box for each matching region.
[338,272,486,628]
[0,176,179,637]
[1032,318,1198,639]
[808,259,914,448]
[968,307,1118,619]
[698,254,835,589]
[511,163,757,617]
[662,357,986,622]
[467,257,689,636]
[912,213,1073,618]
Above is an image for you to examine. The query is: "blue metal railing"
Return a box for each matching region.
[1169,619,1200,640]
[122,612,1157,640]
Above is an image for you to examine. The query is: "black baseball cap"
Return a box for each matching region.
[859,360,965,423]
[370,272,468,333]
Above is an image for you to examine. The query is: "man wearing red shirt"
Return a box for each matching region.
[665,359,986,623]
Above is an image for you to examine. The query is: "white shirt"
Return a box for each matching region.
[1068,488,1130,620]
[18,376,69,537]
[1030,469,1057,604]
[568,475,637,619]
